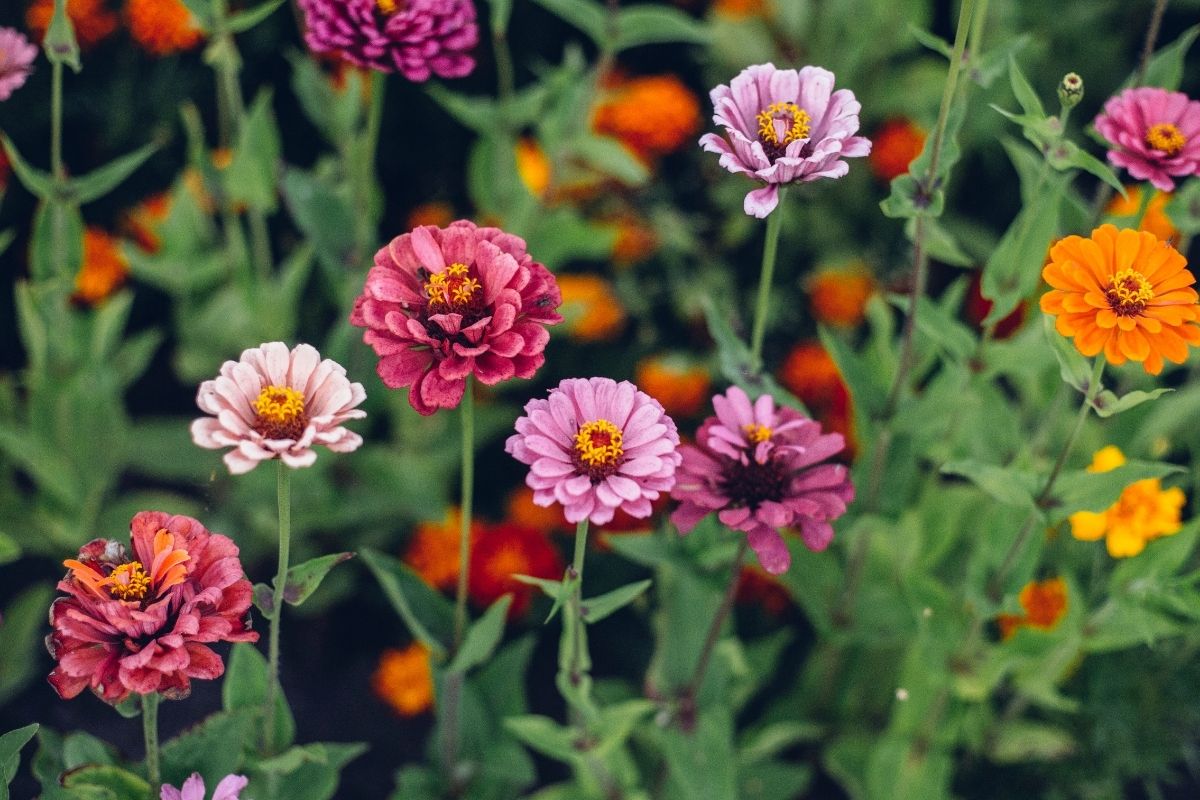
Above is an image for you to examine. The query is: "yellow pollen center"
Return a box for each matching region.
[254,385,305,426]
[756,102,811,148]
[107,562,152,601]
[574,419,624,468]
[1105,268,1154,316]
[1145,123,1186,156]
[424,263,481,309]
[376,0,397,13]
[743,423,772,444]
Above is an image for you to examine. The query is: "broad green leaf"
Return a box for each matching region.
[448,596,511,674]
[72,141,159,204]
[360,548,454,659]
[529,0,606,43]
[580,579,651,624]
[886,293,977,362]
[503,715,578,763]
[1138,24,1200,91]
[221,643,296,752]
[941,460,1038,511]
[0,424,83,506]
[61,765,150,797]
[615,5,709,50]
[0,587,55,705]
[28,200,84,281]
[227,0,285,33]
[1052,460,1184,520]
[1089,387,1172,418]
[226,90,281,212]
[281,167,357,271]
[1,724,39,792]
[573,135,649,185]
[277,552,355,607]
[1042,313,1092,394]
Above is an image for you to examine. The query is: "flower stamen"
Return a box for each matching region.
[253,385,308,440]
[743,423,772,444]
[424,263,481,310]
[1145,123,1186,156]
[756,101,811,160]
[376,0,398,14]
[573,419,624,479]
[1105,268,1154,317]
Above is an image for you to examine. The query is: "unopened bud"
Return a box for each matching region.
[1058,73,1083,108]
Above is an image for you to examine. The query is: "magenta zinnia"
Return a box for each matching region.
[351,221,563,415]
[161,774,248,800]
[1095,87,1200,192]
[506,377,682,525]
[47,512,258,704]
[670,387,854,574]
[191,342,366,475]
[0,27,37,102]
[297,0,478,82]
[700,63,870,218]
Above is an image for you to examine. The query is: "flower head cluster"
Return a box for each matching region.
[126,0,204,55]
[700,63,870,217]
[1095,87,1200,191]
[671,387,854,574]
[1069,446,1185,558]
[372,642,434,716]
[47,512,258,704]
[0,27,36,102]
[997,577,1068,640]
[469,522,563,617]
[161,774,248,800]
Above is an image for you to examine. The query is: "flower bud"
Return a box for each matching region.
[1058,72,1083,108]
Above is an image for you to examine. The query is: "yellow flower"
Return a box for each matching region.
[371,644,434,716]
[1069,445,1186,558]
[557,274,626,341]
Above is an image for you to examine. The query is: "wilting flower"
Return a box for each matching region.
[593,74,701,161]
[671,386,854,574]
[1106,185,1178,245]
[506,485,569,534]
[700,63,870,217]
[806,261,876,327]
[469,522,563,617]
[635,355,711,418]
[161,774,248,800]
[1094,87,1200,192]
[1040,224,1200,374]
[351,221,562,415]
[47,512,257,703]
[1069,445,1185,558]
[297,0,478,82]
[126,0,203,55]
[558,274,626,342]
[191,342,366,474]
[507,377,682,526]
[26,0,119,50]
[72,227,129,306]
[404,506,481,591]
[371,643,434,716]
[997,577,1068,640]
[868,117,925,183]
[0,27,36,101]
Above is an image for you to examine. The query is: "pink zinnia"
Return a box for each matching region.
[351,221,563,416]
[506,378,682,526]
[700,63,871,218]
[0,27,37,101]
[161,774,248,800]
[297,0,477,82]
[1095,87,1200,192]
[670,387,854,574]
[47,512,258,704]
[191,342,366,475]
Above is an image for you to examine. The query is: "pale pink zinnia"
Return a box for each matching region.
[1095,87,1200,192]
[191,342,366,475]
[351,221,562,416]
[0,27,37,101]
[670,387,854,574]
[161,773,248,800]
[700,63,871,218]
[506,378,681,526]
[47,512,258,704]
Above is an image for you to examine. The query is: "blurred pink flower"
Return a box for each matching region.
[351,221,562,415]
[47,512,258,704]
[506,377,681,525]
[0,27,37,101]
[161,774,248,800]
[191,342,366,475]
[700,63,870,218]
[1095,87,1200,192]
[670,387,854,574]
[297,0,477,82]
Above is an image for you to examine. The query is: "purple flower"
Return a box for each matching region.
[1094,86,1200,192]
[506,378,682,526]
[161,773,248,800]
[699,63,870,218]
[297,0,478,82]
[670,387,854,574]
[0,27,37,102]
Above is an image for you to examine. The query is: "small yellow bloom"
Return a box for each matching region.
[371,643,434,716]
[1069,446,1186,558]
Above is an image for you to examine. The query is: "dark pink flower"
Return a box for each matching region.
[0,27,37,101]
[161,774,248,800]
[351,221,562,415]
[47,512,258,704]
[700,63,870,218]
[1095,87,1200,192]
[297,0,477,82]
[670,387,854,574]
[506,377,681,525]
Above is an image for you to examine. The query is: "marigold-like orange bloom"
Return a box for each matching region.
[997,577,1068,640]
[807,262,876,327]
[468,523,563,618]
[593,74,701,160]
[406,201,455,230]
[711,0,766,19]
[635,355,711,418]
[1069,445,1186,558]
[404,507,481,591]
[869,118,925,182]
[371,643,434,716]
[558,274,626,341]
[506,485,568,535]
[1040,224,1200,375]
[72,227,128,305]
[121,193,171,254]
[27,0,119,50]
[1105,186,1177,245]
[610,215,658,267]
[778,340,845,410]
[126,0,203,55]
[516,136,552,199]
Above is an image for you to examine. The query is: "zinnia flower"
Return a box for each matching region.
[26,0,119,50]
[1094,87,1200,192]
[868,117,925,182]
[372,642,434,716]
[469,522,563,617]
[558,274,626,342]
[634,355,711,418]
[806,261,876,327]
[72,227,129,306]
[0,27,36,101]
[516,136,552,199]
[1106,184,1177,244]
[297,0,478,82]
[190,342,366,474]
[671,386,854,574]
[778,340,845,409]
[122,193,172,254]
[47,511,258,703]
[1069,445,1185,558]
[699,63,871,217]
[506,485,569,534]
[506,377,682,526]
[404,506,480,591]
[161,774,248,800]
[126,0,204,56]
[1040,224,1200,375]
[997,577,1068,640]
[351,221,562,415]
[593,74,701,160]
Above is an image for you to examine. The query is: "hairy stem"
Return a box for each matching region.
[142,692,160,794]
[264,460,292,752]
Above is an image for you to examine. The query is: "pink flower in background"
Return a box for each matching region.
[297,0,477,82]
[161,774,248,800]
[47,512,258,704]
[0,27,37,101]
[700,63,871,218]
[671,387,854,574]
[506,378,681,526]
[1095,87,1200,191]
[351,221,562,415]
[191,342,366,475]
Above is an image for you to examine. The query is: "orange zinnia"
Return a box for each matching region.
[868,117,926,183]
[1040,224,1200,375]
[72,227,129,306]
[593,74,701,160]
[371,643,434,716]
[806,261,876,327]
[126,0,203,55]
[558,274,626,342]
[634,355,711,418]
[404,507,481,591]
[997,577,1068,640]
[26,0,119,50]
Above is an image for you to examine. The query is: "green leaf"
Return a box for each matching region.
[885,292,977,362]
[62,765,150,797]
[1139,24,1200,91]
[360,548,453,660]
[0,423,84,506]
[0,533,18,566]
[1007,56,1045,119]
[448,596,511,674]
[1042,313,1092,394]
[614,5,709,50]
[503,715,578,763]
[941,461,1039,511]
[1,724,39,792]
[700,295,806,413]
[0,136,57,200]
[512,574,566,622]
[908,24,951,58]
[0,587,55,705]
[1052,460,1184,520]
[580,579,651,624]
[1089,387,1172,418]
[71,141,159,204]
[221,643,295,752]
[226,90,281,212]
[281,167,357,271]
[911,217,972,267]
[529,0,606,43]
[1055,142,1125,195]
[818,325,886,420]
[278,552,355,607]
[227,0,285,33]
[573,135,649,185]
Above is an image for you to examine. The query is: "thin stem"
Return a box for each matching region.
[453,379,475,648]
[1135,0,1170,86]
[494,29,515,102]
[1131,184,1156,229]
[683,540,748,700]
[572,517,589,582]
[749,190,787,371]
[142,693,161,793]
[354,72,386,262]
[567,518,590,690]
[926,0,976,186]
[50,61,64,179]
[264,460,292,752]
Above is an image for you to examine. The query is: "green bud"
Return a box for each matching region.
[1058,72,1083,108]
[44,0,81,72]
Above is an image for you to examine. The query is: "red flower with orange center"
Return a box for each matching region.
[468,523,563,618]
[404,507,481,591]
[869,117,926,182]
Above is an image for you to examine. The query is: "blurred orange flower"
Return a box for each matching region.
[469,523,563,618]
[1069,446,1186,558]
[404,507,481,591]
[371,643,434,716]
[122,193,171,254]
[72,227,128,306]
[869,118,925,183]
[593,74,701,160]
[1105,185,1177,245]
[516,136,551,199]
[735,565,791,615]
[997,577,1068,640]
[778,340,857,459]
[635,355,711,418]
[506,485,567,535]
[558,274,626,341]
[610,215,658,267]
[407,201,456,230]
[711,0,766,20]
[126,0,203,55]
[807,262,876,327]
[27,0,119,50]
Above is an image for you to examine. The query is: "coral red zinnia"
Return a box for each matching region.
[47,512,258,704]
[469,522,563,617]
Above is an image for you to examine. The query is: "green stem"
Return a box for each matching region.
[50,61,64,180]
[565,518,591,716]
[749,189,787,371]
[926,0,975,183]
[494,29,515,102]
[264,460,292,752]
[353,71,386,263]
[1135,0,1170,87]
[453,379,475,648]
[1130,185,1156,230]
[683,539,747,700]
[142,693,160,793]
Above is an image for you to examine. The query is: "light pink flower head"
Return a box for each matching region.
[191,342,366,475]
[670,387,854,574]
[351,221,563,416]
[162,773,248,800]
[1095,86,1200,192]
[47,512,258,704]
[506,378,682,526]
[0,27,36,102]
[699,63,871,218]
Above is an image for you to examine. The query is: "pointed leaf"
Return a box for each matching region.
[221,643,295,752]
[1,724,39,790]
[360,547,453,659]
[278,552,355,607]
[1,136,57,200]
[615,5,709,50]
[227,0,285,33]
[580,579,651,624]
[941,461,1039,512]
[1139,24,1200,91]
[529,0,606,43]
[1089,388,1172,418]
[1007,56,1045,118]
[72,141,160,204]
[448,595,511,674]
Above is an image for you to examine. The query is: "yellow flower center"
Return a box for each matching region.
[1145,123,1186,156]
[743,423,772,444]
[107,562,152,602]
[253,385,307,440]
[376,0,398,13]
[756,102,811,149]
[1105,268,1154,317]
[574,419,624,476]
[424,263,481,310]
